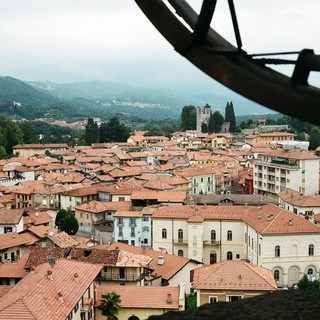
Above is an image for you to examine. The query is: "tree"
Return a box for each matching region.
[297,274,320,291]
[63,213,79,235]
[201,122,208,133]
[211,110,224,133]
[98,291,122,320]
[85,118,99,145]
[55,209,68,230]
[99,116,130,143]
[181,105,196,130]
[19,121,38,144]
[224,101,236,132]
[309,127,320,150]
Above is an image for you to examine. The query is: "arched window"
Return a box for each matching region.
[275,245,280,257]
[308,268,314,275]
[162,228,167,239]
[211,230,216,242]
[227,230,232,241]
[309,244,314,256]
[178,229,183,243]
[274,270,280,281]
[227,251,233,260]
[178,249,184,257]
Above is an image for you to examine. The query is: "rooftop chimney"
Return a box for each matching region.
[74,273,79,283]
[288,219,293,226]
[57,292,64,303]
[167,292,172,304]
[47,270,53,281]
[158,256,164,266]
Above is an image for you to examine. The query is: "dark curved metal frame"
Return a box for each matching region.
[135,0,320,124]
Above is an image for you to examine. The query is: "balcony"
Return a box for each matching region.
[174,239,187,245]
[96,274,142,282]
[203,240,221,246]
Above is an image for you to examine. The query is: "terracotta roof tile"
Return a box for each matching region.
[193,260,277,291]
[0,232,30,250]
[75,200,131,213]
[0,259,102,320]
[96,284,180,309]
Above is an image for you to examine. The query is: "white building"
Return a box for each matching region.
[253,149,319,198]
[151,204,320,287]
[113,209,153,247]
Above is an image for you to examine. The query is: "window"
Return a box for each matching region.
[162,228,167,239]
[201,177,203,183]
[211,230,216,242]
[209,296,217,303]
[142,216,149,222]
[104,267,108,272]
[274,270,280,281]
[227,230,232,241]
[118,218,123,225]
[227,251,233,260]
[259,244,261,256]
[275,245,280,257]
[130,227,135,237]
[308,268,314,275]
[118,196,125,201]
[4,227,12,233]
[74,301,79,313]
[143,226,149,232]
[208,177,211,183]
[143,238,148,244]
[228,296,242,302]
[178,229,183,243]
[309,244,314,256]
[119,227,123,237]
[178,249,184,257]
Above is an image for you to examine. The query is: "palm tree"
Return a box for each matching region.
[98,291,122,320]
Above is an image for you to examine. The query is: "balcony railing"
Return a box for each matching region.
[96,274,142,282]
[203,240,221,246]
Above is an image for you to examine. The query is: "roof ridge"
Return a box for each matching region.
[243,261,277,289]
[261,209,282,233]
[196,261,226,287]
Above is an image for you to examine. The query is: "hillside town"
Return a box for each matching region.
[0,111,319,319]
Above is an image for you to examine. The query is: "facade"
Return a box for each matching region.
[12,143,68,157]
[151,204,320,287]
[244,132,295,145]
[113,210,153,246]
[196,106,211,133]
[253,149,319,198]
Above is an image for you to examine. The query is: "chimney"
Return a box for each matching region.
[158,256,164,265]
[244,203,248,208]
[57,292,64,303]
[288,219,293,226]
[74,273,79,283]
[194,208,199,215]
[47,270,53,280]
[167,292,172,304]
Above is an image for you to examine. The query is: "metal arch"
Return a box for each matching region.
[135,0,320,125]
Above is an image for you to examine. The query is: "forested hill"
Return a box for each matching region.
[0,76,275,121]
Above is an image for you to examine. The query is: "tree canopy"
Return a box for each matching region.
[181,105,196,131]
[85,118,99,145]
[99,116,130,143]
[98,291,122,320]
[225,101,236,133]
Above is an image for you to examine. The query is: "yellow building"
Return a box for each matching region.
[245,132,295,145]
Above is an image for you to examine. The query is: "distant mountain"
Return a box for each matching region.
[0,76,276,121]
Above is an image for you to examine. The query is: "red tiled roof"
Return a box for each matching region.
[96,284,180,309]
[75,200,131,213]
[193,260,277,291]
[0,259,102,319]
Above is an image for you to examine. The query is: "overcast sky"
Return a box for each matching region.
[0,0,319,92]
